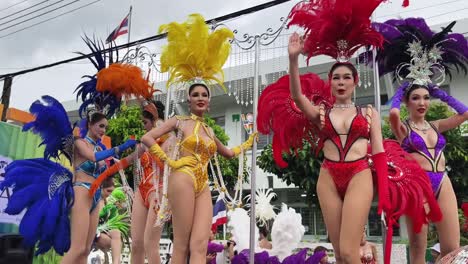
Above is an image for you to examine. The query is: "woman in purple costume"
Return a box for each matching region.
[375,18,468,261]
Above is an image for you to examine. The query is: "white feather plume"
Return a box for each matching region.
[270,203,305,261]
[245,188,277,227]
[227,208,259,252]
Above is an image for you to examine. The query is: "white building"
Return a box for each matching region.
[61,18,468,242]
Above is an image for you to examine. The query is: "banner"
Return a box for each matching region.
[0,122,44,233]
[0,155,24,233]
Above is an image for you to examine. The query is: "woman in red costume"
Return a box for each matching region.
[257,1,441,264]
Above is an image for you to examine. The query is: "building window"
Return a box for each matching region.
[367,204,399,237]
[212,116,226,129]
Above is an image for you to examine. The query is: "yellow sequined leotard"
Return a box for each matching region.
[175,115,217,194]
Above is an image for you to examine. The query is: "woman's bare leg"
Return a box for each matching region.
[131,190,148,264]
[61,187,92,264]
[144,192,162,264]
[317,169,344,264]
[168,172,195,264]
[109,230,122,264]
[339,169,373,264]
[406,218,428,264]
[434,177,459,257]
[189,187,212,263]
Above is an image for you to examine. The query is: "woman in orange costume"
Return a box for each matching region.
[90,100,171,264]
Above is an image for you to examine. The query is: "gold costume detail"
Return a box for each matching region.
[232,132,258,156]
[175,114,217,194]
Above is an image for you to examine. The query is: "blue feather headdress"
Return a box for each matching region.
[74,36,121,119]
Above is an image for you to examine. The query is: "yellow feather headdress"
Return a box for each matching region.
[158,13,234,92]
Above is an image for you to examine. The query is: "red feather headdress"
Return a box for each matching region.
[288,0,385,63]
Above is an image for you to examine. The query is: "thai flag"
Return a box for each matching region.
[212,193,227,231]
[106,12,130,43]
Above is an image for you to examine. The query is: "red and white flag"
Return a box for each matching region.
[106,11,130,43]
[212,193,227,232]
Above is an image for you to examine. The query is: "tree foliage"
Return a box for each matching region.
[106,105,144,145]
[257,141,321,205]
[204,116,248,190]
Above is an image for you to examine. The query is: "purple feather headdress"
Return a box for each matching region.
[372,18,468,84]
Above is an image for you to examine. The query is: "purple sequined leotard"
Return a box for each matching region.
[401,120,446,197]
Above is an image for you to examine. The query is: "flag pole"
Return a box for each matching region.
[127,6,133,45]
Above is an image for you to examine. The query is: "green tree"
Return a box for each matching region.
[257,141,321,205]
[106,105,144,145]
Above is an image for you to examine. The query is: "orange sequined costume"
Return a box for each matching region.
[138,135,167,209]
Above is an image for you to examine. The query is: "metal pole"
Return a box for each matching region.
[127,6,133,44]
[164,85,171,120]
[249,36,260,264]
[371,38,381,114]
[370,13,386,258]
[1,76,12,121]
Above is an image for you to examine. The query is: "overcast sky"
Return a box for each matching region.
[0,0,467,111]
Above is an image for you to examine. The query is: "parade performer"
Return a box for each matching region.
[257,1,441,263]
[90,99,172,264]
[373,17,468,261]
[140,14,257,264]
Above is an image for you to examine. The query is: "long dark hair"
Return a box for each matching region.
[87,112,107,127]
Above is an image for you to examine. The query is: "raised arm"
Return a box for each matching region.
[74,138,136,162]
[389,83,410,141]
[288,33,320,124]
[432,113,467,133]
[429,86,468,133]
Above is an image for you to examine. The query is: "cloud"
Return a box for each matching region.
[0,0,466,110]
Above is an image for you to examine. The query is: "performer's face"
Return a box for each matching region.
[143,117,154,132]
[103,186,114,199]
[189,85,210,114]
[330,66,356,101]
[406,88,430,118]
[89,118,108,139]
[320,255,328,264]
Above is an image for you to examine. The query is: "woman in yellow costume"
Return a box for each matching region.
[141,14,257,264]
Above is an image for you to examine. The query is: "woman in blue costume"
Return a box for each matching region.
[0,36,153,264]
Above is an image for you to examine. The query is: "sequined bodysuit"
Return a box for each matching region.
[74,136,106,212]
[175,115,217,194]
[320,106,371,198]
[401,120,446,197]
